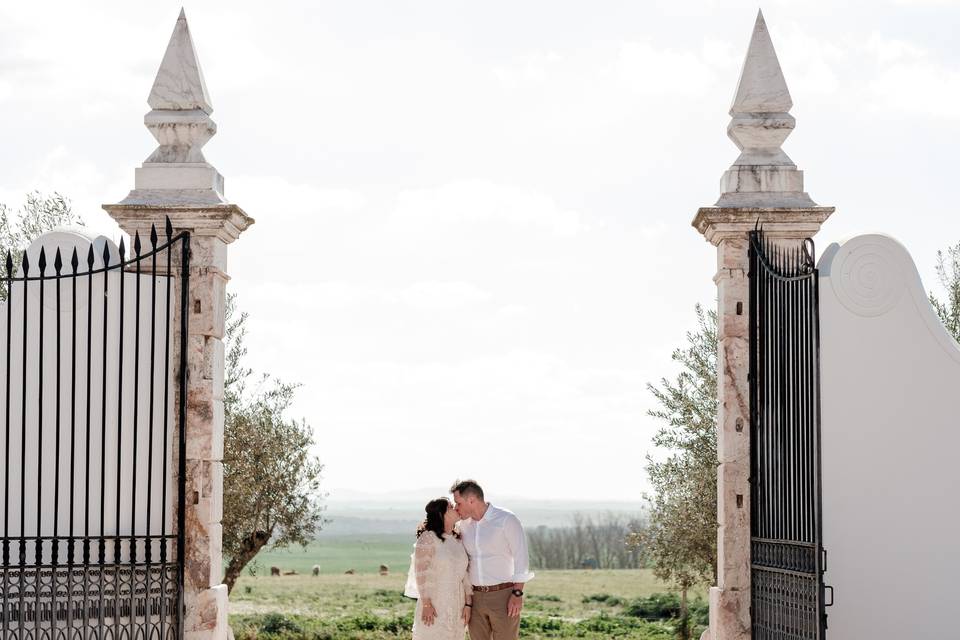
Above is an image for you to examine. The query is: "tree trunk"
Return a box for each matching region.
[223,529,272,593]
[679,586,689,640]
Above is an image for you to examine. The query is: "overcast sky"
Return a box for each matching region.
[1,1,959,501]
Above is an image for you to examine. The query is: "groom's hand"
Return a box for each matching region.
[507,594,523,617]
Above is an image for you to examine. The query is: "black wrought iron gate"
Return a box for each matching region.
[0,221,189,640]
[749,231,829,639]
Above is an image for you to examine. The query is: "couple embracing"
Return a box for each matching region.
[404,480,533,640]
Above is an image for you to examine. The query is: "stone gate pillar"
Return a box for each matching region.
[691,12,832,640]
[104,11,254,640]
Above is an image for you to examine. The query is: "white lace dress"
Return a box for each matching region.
[407,531,472,640]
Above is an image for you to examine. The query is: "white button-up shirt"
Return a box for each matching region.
[459,503,535,586]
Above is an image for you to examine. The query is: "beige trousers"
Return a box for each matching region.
[468,589,520,640]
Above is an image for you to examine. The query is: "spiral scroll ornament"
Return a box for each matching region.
[830,240,905,317]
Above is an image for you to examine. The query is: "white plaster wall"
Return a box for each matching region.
[818,234,960,638]
[0,230,175,564]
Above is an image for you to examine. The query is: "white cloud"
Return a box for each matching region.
[245,280,493,312]
[871,60,960,118]
[394,281,493,310]
[614,41,720,97]
[232,176,368,216]
[391,179,586,236]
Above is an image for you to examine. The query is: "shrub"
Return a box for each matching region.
[582,593,625,606]
[531,594,562,602]
[623,592,682,620]
[261,613,303,635]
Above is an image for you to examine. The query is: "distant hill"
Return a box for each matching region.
[318,489,645,537]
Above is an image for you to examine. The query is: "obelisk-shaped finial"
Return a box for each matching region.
[148,8,213,113]
[717,10,815,207]
[118,8,226,205]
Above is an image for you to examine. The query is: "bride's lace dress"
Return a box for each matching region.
[407,531,472,640]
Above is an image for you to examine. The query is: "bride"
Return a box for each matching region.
[405,498,473,639]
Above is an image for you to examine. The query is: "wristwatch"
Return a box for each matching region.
[511,589,524,597]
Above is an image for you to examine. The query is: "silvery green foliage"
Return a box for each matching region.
[631,305,717,639]
[931,244,960,343]
[0,192,82,300]
[221,294,327,593]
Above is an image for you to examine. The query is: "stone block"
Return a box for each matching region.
[709,586,750,640]
[208,522,223,586]
[720,165,805,195]
[187,335,225,391]
[717,237,748,272]
[189,270,228,338]
[183,517,223,591]
[208,338,225,389]
[717,341,749,464]
[716,463,750,590]
[195,461,224,525]
[136,164,223,192]
[184,584,229,640]
[186,385,224,461]
[717,279,749,339]
[184,511,213,592]
[189,236,229,272]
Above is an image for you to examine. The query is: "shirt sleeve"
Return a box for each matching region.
[504,514,535,583]
[414,534,437,601]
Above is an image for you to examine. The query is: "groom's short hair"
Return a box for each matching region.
[450,479,484,501]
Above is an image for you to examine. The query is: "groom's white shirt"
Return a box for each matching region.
[459,503,535,586]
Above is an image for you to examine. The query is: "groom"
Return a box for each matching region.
[451,479,534,640]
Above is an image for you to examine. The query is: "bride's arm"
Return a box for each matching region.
[461,562,473,604]
[414,535,437,611]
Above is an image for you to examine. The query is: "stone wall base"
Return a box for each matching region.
[708,586,750,640]
[185,584,229,640]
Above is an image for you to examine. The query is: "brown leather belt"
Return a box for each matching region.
[472,582,514,593]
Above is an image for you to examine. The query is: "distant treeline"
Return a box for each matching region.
[527,512,645,570]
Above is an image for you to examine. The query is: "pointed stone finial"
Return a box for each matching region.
[148,8,213,113]
[730,10,791,115]
[717,10,815,208]
[116,9,225,206]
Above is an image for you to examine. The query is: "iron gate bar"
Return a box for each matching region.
[749,231,827,639]
[114,237,124,640]
[160,219,173,640]
[0,222,190,640]
[176,230,190,640]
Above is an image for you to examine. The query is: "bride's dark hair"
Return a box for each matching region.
[416,498,458,541]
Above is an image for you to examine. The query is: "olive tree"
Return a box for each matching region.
[0,192,81,300]
[931,242,960,343]
[632,304,717,640]
[221,294,327,592]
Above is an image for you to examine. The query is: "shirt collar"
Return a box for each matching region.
[478,502,496,522]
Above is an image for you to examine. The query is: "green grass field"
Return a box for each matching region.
[230,540,708,640]
[250,535,413,576]
[230,569,703,619]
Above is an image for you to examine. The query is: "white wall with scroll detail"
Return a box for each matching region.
[818,234,960,639]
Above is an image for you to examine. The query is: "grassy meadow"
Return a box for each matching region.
[230,536,707,640]
[251,535,414,576]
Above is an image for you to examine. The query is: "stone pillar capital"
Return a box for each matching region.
[102,203,254,247]
[692,206,834,245]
